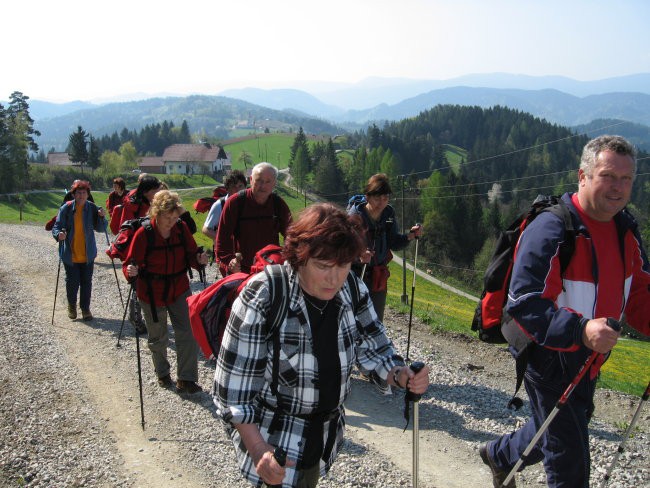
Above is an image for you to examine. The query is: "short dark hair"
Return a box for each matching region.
[283,203,365,269]
[135,175,161,200]
[224,170,247,189]
[364,173,392,196]
[112,177,126,190]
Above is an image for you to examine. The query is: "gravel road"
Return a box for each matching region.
[0,223,647,488]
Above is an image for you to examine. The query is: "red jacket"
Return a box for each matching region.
[215,189,292,274]
[119,198,149,227]
[106,190,128,214]
[123,219,201,306]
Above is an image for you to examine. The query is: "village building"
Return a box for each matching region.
[160,143,231,176]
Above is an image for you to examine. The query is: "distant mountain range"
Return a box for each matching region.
[22,73,650,151]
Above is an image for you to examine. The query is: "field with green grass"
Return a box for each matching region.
[222,133,295,170]
[1,180,648,396]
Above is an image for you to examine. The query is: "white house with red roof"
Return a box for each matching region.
[161,143,231,175]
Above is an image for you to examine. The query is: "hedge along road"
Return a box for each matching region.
[0,223,647,488]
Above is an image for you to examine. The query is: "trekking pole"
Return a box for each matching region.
[135,323,146,430]
[403,361,425,488]
[197,246,207,289]
[599,379,650,488]
[102,222,125,309]
[51,234,64,325]
[405,224,420,362]
[117,279,135,348]
[501,318,622,487]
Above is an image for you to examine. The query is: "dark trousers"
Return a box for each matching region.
[64,261,94,310]
[488,375,592,487]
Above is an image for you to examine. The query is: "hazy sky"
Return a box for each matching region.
[4,0,649,103]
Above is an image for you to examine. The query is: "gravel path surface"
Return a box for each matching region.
[0,223,647,488]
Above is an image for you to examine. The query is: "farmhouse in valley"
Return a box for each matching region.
[160,143,231,176]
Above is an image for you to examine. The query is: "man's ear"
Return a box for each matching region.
[578,168,587,186]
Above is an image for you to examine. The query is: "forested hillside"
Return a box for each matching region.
[34,95,342,151]
[326,105,650,291]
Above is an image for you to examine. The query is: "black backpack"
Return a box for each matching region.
[471,195,576,409]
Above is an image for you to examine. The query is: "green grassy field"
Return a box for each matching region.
[2,183,648,396]
[222,133,296,170]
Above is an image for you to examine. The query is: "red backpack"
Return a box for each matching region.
[192,186,228,213]
[109,204,123,234]
[45,201,73,231]
[186,244,285,360]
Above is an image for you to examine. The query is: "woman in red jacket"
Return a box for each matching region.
[124,190,208,394]
[118,175,161,226]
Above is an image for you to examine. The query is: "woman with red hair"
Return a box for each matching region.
[214,203,430,488]
[52,180,106,320]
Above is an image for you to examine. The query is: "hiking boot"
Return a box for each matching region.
[479,443,516,488]
[81,309,93,321]
[157,374,173,388]
[67,303,77,320]
[176,380,203,394]
[360,370,392,396]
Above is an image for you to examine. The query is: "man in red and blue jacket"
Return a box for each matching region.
[480,135,650,488]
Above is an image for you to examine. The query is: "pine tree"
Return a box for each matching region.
[0,92,40,193]
[68,126,89,172]
[87,135,100,170]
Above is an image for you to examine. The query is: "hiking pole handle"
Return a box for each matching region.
[268,447,287,488]
[405,361,425,403]
[606,317,622,332]
[273,447,287,467]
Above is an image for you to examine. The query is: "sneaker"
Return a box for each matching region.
[67,303,77,320]
[176,380,203,394]
[360,370,392,396]
[479,443,516,488]
[81,309,93,321]
[157,374,173,388]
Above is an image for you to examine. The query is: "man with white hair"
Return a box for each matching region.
[216,162,292,275]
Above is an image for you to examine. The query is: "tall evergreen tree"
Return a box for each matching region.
[0,92,40,193]
[289,127,309,171]
[68,126,89,172]
[179,120,191,143]
[292,145,309,192]
[87,135,100,170]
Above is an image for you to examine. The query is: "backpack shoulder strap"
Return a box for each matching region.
[263,264,290,398]
[545,198,575,275]
[346,270,360,313]
[233,190,248,238]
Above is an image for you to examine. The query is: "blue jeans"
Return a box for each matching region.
[64,262,94,310]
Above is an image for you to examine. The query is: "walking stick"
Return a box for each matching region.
[404,361,425,488]
[197,246,207,289]
[501,318,621,487]
[117,280,135,348]
[135,325,146,430]
[405,225,420,362]
[103,223,125,308]
[599,379,650,487]
[51,238,64,325]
